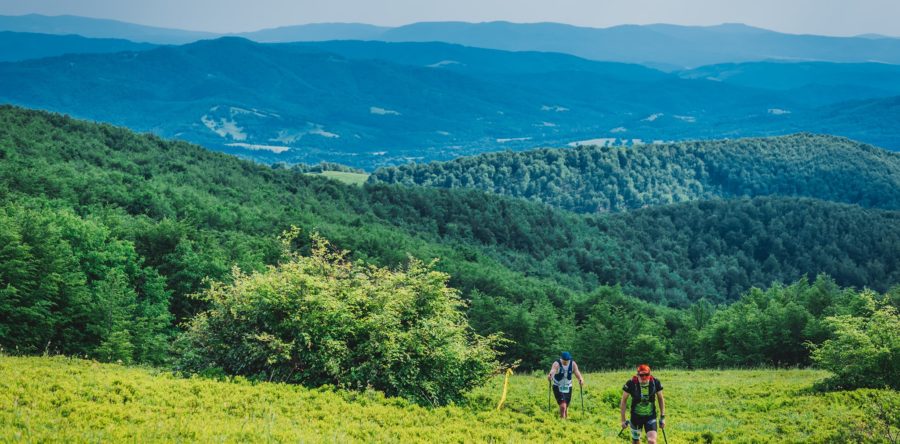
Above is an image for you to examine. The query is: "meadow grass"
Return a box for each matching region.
[310,171,370,186]
[1,356,895,443]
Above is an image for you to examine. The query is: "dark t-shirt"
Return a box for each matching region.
[623,378,663,418]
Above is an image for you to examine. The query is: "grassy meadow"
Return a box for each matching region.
[1,356,896,443]
[309,171,371,186]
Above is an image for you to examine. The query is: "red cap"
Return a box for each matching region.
[637,364,651,375]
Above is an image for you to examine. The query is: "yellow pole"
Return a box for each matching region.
[496,368,513,411]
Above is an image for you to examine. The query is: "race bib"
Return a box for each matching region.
[559,383,571,393]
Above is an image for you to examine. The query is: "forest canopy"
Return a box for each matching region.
[0,106,897,378]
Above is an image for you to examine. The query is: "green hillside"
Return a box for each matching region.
[1,105,899,370]
[369,134,900,213]
[598,197,900,303]
[2,356,896,443]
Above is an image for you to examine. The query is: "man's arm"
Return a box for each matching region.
[573,361,584,385]
[547,361,559,381]
[619,391,630,427]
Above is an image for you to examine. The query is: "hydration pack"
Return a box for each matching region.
[553,360,574,386]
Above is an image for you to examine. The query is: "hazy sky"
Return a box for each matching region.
[1,0,898,37]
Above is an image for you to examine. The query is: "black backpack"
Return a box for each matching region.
[553,359,574,383]
[628,375,657,401]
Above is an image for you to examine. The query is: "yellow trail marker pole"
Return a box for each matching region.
[496,368,513,411]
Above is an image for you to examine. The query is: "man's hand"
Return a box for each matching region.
[621,420,629,429]
[660,415,666,429]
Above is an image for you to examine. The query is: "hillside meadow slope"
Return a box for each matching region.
[1,356,897,443]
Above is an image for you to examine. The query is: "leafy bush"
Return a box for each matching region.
[177,229,500,405]
[810,293,900,390]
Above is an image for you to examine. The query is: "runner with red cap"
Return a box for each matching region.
[620,364,666,444]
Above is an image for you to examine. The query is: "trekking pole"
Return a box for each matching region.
[616,420,630,440]
[579,384,584,417]
[547,380,552,414]
[658,414,668,444]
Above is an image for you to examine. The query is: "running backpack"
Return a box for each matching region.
[629,375,657,398]
[554,360,574,382]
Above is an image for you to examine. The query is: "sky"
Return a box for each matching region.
[0,0,898,37]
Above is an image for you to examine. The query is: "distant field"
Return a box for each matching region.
[308,171,370,186]
[1,356,896,443]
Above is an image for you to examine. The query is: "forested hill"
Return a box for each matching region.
[1,105,898,307]
[369,134,900,213]
[597,197,900,303]
[1,106,899,368]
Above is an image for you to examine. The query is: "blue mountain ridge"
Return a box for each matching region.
[0,36,897,168]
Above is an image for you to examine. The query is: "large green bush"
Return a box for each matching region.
[178,229,500,405]
[810,293,900,389]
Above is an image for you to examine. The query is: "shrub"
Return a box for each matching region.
[810,292,900,390]
[177,228,500,405]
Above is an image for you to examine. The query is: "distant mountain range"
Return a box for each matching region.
[370,22,900,69]
[0,14,214,44]
[0,31,157,62]
[3,14,900,68]
[677,61,900,105]
[1,36,898,168]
